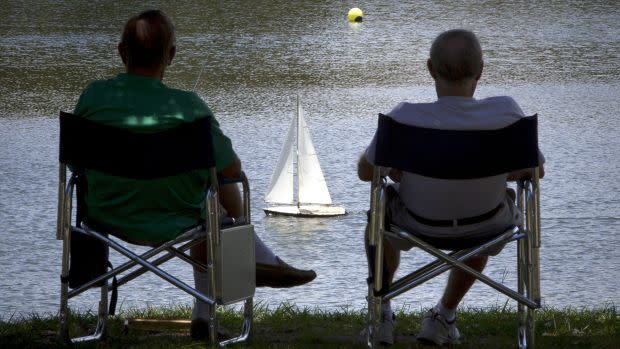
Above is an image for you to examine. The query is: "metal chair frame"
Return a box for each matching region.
[365,114,542,349]
[56,113,254,347]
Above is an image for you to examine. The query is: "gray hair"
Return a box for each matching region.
[430,29,483,82]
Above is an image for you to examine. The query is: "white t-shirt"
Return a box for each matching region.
[365,96,529,220]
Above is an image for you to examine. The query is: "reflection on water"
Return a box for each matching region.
[264,216,332,236]
[1,1,619,317]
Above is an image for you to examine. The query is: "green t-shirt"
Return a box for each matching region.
[73,73,235,243]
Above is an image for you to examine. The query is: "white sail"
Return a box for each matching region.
[265,114,296,204]
[296,100,333,205]
[264,95,345,217]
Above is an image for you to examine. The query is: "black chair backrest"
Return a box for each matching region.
[59,111,215,179]
[373,113,539,179]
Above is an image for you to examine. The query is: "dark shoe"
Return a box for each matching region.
[256,256,317,288]
[190,318,230,341]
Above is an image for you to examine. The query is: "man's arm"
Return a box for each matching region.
[220,154,242,179]
[357,153,403,182]
[507,151,546,181]
[357,153,373,182]
[507,164,545,181]
[208,110,242,179]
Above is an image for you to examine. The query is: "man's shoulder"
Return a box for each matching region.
[387,100,469,129]
[385,96,527,130]
[163,87,212,116]
[74,77,120,116]
[476,96,527,123]
[159,84,199,101]
[80,76,117,93]
[389,101,436,113]
[163,85,199,98]
[480,95,522,109]
[387,101,437,123]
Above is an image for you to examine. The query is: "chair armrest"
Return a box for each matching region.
[57,169,79,240]
[205,171,252,226]
[218,170,248,184]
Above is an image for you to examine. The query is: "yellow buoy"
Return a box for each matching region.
[347,7,363,22]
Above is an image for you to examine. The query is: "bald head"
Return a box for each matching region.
[429,29,483,84]
[119,10,175,71]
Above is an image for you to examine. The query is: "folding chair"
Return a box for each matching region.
[366,113,542,349]
[56,111,255,346]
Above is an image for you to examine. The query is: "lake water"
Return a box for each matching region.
[1,1,619,318]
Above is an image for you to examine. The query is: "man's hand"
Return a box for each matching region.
[388,168,403,182]
[507,163,545,181]
[357,153,373,182]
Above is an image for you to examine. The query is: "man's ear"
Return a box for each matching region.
[168,45,176,65]
[427,58,436,80]
[118,43,128,65]
[475,61,484,81]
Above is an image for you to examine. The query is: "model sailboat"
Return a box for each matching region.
[263,97,346,217]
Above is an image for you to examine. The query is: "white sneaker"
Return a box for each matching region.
[417,308,460,346]
[361,311,395,345]
[379,311,395,345]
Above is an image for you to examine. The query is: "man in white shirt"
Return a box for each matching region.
[358,29,545,346]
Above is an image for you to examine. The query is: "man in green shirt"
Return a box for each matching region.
[74,9,315,340]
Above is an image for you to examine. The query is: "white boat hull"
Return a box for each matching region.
[263,205,346,217]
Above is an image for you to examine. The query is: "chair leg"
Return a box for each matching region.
[524,178,541,349]
[94,284,109,341]
[59,227,71,343]
[525,306,535,349]
[366,172,386,348]
[367,292,382,348]
[517,180,540,349]
[517,235,528,349]
[59,225,109,343]
[206,303,217,346]
[524,228,539,347]
[525,245,541,349]
[219,297,253,347]
[366,242,384,348]
[528,174,543,349]
[523,236,536,349]
[240,298,253,340]
[69,286,109,343]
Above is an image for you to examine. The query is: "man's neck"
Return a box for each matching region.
[434,79,477,98]
[126,66,165,81]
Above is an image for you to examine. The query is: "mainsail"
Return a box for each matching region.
[297,102,332,205]
[264,97,333,206]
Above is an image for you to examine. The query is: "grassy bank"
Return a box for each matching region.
[1,304,618,348]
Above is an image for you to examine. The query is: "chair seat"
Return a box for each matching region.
[386,224,514,251]
[85,216,242,247]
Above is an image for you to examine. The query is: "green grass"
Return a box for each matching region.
[1,303,618,348]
